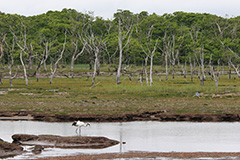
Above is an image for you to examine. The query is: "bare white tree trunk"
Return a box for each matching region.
[16,42,29,86]
[149,54,154,86]
[230,60,240,78]
[198,31,206,86]
[9,46,18,87]
[5,37,18,87]
[144,55,149,86]
[96,50,100,75]
[28,44,34,70]
[189,57,193,82]
[116,18,132,85]
[171,35,176,79]
[116,20,123,85]
[9,66,18,87]
[44,61,47,72]
[92,49,99,86]
[70,56,75,72]
[227,48,240,78]
[19,50,28,86]
[210,59,220,89]
[165,53,168,80]
[140,72,143,86]
[0,34,6,84]
[228,61,232,79]
[172,60,175,79]
[183,61,187,78]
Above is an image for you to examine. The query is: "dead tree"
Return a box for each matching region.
[190,29,206,86]
[49,32,67,84]
[86,33,106,87]
[227,47,240,78]
[210,59,220,89]
[8,39,19,87]
[213,19,235,79]
[168,34,184,79]
[162,33,169,80]
[144,54,149,86]
[86,35,101,86]
[69,16,88,72]
[33,41,51,79]
[162,33,182,80]
[139,25,158,86]
[0,34,6,84]
[9,48,19,87]
[199,31,206,86]
[5,38,19,87]
[189,57,194,82]
[70,35,87,72]
[189,24,200,78]
[10,23,29,86]
[116,12,133,85]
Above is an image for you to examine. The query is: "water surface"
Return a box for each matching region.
[1,121,240,159]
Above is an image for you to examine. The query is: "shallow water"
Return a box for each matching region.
[1,121,240,159]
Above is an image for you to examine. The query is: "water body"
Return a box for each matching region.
[1,121,240,159]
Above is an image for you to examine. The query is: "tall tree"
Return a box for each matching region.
[114,10,133,85]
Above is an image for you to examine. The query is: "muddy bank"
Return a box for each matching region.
[12,134,119,149]
[0,138,23,158]
[1,134,119,158]
[33,152,240,160]
[0,110,240,122]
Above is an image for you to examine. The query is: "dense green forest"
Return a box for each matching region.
[0,8,240,86]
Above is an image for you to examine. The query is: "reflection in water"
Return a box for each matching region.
[119,127,123,153]
[1,121,240,159]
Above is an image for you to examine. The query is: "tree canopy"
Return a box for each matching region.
[0,9,240,67]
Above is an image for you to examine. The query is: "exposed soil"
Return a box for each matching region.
[0,110,240,122]
[33,152,240,160]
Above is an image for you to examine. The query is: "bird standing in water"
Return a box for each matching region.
[72,120,90,136]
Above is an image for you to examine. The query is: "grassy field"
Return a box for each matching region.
[0,66,240,115]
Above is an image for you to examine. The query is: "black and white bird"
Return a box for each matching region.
[72,120,90,136]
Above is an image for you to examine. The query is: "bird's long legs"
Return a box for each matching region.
[75,127,82,136]
[79,128,81,136]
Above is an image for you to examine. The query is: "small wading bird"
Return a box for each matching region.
[72,120,90,136]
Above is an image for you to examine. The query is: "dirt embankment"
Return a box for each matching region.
[0,138,23,158]
[0,110,240,122]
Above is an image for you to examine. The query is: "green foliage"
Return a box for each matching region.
[0,9,240,67]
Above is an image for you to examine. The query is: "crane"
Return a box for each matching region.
[72,120,90,136]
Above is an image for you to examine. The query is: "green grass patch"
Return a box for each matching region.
[0,72,240,115]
